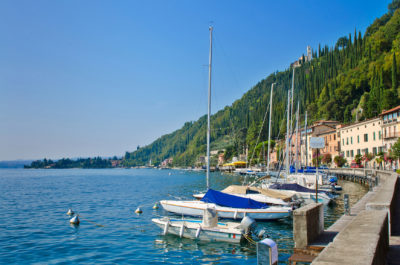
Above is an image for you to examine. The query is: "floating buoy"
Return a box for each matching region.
[168,173,171,176]
[153,202,159,209]
[70,215,80,225]
[135,207,143,214]
[67,208,74,215]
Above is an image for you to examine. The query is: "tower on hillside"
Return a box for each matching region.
[307,46,312,61]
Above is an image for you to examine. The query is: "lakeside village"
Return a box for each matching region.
[160,104,400,173]
[26,103,400,173]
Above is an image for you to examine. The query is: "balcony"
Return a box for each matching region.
[383,131,400,139]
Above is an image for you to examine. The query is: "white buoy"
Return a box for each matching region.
[69,215,80,225]
[67,208,74,215]
[135,207,143,214]
[152,202,159,209]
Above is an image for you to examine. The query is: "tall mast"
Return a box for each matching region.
[206,26,213,190]
[304,111,308,167]
[290,68,295,166]
[295,101,299,173]
[267,83,275,175]
[285,90,290,179]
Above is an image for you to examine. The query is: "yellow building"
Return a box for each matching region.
[338,117,384,164]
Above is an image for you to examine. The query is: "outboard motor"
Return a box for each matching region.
[240,216,256,235]
[240,216,268,241]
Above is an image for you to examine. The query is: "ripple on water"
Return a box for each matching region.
[0,169,368,264]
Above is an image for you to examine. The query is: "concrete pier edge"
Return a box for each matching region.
[291,168,398,265]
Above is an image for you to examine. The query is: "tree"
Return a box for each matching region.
[375,154,384,169]
[382,89,398,110]
[390,138,400,164]
[362,153,374,168]
[388,0,400,15]
[393,52,398,89]
[312,152,322,166]
[334,155,347,167]
[321,153,332,166]
[354,154,363,165]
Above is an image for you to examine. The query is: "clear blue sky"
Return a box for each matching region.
[0,0,392,160]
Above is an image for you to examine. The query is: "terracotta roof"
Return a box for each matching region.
[316,128,336,136]
[339,116,380,129]
[380,105,400,116]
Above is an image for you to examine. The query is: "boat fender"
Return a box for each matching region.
[67,208,74,216]
[163,220,170,235]
[195,227,201,238]
[179,223,185,238]
[135,207,143,214]
[152,202,159,209]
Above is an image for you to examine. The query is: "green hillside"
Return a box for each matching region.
[124,1,400,167]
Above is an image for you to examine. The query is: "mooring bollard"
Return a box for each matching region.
[344,194,350,215]
[257,238,278,265]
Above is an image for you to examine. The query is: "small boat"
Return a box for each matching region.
[153,207,267,243]
[193,185,296,207]
[266,183,333,205]
[160,189,292,220]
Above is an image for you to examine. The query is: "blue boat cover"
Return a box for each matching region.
[269,183,325,193]
[200,189,269,209]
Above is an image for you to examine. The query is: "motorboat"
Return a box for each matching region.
[160,189,292,220]
[153,207,268,243]
[265,183,333,205]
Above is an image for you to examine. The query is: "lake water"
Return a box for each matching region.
[0,169,367,264]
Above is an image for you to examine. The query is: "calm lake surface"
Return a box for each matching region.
[0,168,367,264]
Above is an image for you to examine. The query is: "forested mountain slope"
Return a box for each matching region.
[124,1,400,167]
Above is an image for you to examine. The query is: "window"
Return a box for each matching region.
[389,113,393,120]
[346,137,349,145]
[357,149,360,155]
[373,132,376,141]
[384,115,388,121]
[334,134,336,140]
[379,131,382,139]
[373,147,377,155]
[394,112,398,119]
[342,139,345,146]
[350,150,354,157]
[346,151,349,157]
[364,134,368,142]
[351,137,353,144]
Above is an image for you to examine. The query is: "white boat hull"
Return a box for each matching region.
[160,200,291,220]
[152,218,242,243]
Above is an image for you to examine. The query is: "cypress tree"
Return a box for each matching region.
[393,52,398,90]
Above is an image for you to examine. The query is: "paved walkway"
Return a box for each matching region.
[387,178,400,265]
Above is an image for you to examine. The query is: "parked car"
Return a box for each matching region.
[350,161,364,168]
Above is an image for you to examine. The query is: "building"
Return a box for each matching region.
[291,46,313,68]
[338,117,384,165]
[300,120,341,166]
[315,126,340,161]
[379,105,400,151]
[218,153,225,165]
